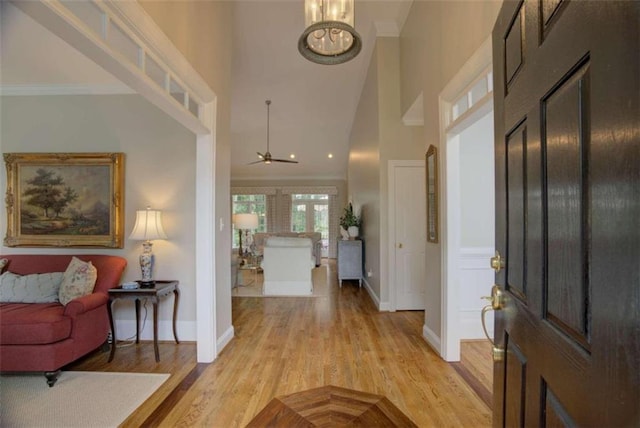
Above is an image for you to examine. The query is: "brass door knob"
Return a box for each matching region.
[480,284,505,362]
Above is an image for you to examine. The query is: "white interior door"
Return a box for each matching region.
[393,164,426,310]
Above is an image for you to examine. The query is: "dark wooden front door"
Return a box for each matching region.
[491,1,639,426]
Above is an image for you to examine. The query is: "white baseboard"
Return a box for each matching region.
[362,278,390,311]
[422,323,442,355]
[217,325,235,354]
[114,319,196,342]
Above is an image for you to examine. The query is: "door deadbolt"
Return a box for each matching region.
[490,251,506,273]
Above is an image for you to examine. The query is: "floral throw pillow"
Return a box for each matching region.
[58,257,98,305]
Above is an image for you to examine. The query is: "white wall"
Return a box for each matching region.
[399,0,501,343]
[348,37,424,308]
[459,110,495,247]
[457,109,495,339]
[140,0,234,350]
[0,94,197,341]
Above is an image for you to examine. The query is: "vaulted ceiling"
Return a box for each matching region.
[229,1,411,180]
[1,1,411,181]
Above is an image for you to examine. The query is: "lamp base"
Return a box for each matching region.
[137,280,156,288]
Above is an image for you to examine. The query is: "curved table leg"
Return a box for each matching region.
[152,299,160,362]
[135,298,141,344]
[107,299,117,362]
[172,289,180,344]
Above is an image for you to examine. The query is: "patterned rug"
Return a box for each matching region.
[247,385,417,427]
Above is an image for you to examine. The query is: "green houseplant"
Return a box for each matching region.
[340,203,361,238]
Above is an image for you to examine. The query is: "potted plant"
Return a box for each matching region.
[339,203,361,239]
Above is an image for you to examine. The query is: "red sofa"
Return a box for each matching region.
[0,254,126,386]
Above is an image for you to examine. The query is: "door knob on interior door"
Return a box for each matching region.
[481,284,505,362]
[398,243,403,248]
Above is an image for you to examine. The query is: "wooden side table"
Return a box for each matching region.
[107,280,180,362]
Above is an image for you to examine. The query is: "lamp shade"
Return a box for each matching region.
[129,208,168,241]
[233,213,259,230]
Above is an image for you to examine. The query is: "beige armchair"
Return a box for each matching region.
[253,232,322,266]
[261,237,315,296]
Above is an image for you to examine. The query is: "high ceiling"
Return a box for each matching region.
[230,1,411,180]
[1,1,411,180]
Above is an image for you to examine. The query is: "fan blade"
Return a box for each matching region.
[248,159,265,165]
[256,152,265,159]
[272,158,299,163]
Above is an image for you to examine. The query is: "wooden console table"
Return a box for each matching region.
[107,280,180,362]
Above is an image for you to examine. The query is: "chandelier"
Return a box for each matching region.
[298,0,362,65]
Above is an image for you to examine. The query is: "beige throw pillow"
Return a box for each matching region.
[58,256,98,305]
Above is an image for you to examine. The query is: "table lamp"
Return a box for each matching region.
[129,206,168,287]
[233,213,258,257]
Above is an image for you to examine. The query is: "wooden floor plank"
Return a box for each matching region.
[68,260,492,427]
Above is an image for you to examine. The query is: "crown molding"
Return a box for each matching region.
[374,21,400,37]
[0,83,135,96]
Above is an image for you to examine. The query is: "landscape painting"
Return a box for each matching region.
[4,153,125,248]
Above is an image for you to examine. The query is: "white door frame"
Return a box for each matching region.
[388,160,426,312]
[13,1,219,362]
[438,36,493,361]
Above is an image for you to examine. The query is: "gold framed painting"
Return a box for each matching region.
[426,145,438,243]
[4,152,125,248]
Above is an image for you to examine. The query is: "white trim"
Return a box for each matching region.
[374,21,400,37]
[441,133,461,361]
[402,93,424,126]
[439,35,493,363]
[459,247,495,268]
[422,323,442,355]
[280,186,338,195]
[459,246,495,339]
[104,1,214,102]
[114,320,196,342]
[16,0,220,365]
[362,278,390,311]
[195,102,217,362]
[12,0,211,134]
[231,187,278,196]
[0,84,134,96]
[216,325,235,352]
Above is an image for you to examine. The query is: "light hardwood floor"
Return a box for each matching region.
[70,261,492,427]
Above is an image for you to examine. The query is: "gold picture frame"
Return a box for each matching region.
[426,145,439,243]
[4,152,125,248]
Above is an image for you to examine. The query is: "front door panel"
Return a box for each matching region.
[492,1,639,426]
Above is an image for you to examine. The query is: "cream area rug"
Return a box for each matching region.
[0,371,169,427]
[233,262,331,297]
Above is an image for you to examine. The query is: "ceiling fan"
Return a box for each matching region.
[249,100,298,165]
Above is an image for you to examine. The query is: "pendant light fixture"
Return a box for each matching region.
[298,0,362,65]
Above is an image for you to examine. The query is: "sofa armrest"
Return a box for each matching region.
[63,293,108,317]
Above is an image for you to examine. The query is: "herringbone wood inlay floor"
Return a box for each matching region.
[247,385,418,427]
